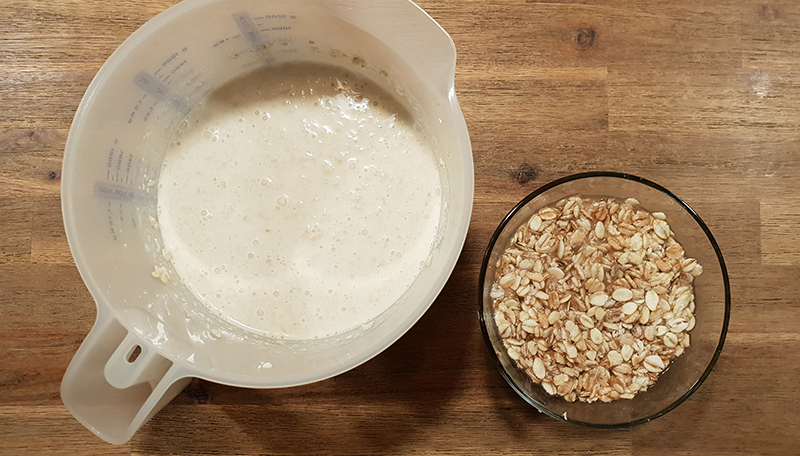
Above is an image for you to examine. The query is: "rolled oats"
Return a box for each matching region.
[491,196,701,403]
[644,354,666,372]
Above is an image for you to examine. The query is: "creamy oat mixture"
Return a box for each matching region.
[491,196,702,402]
[156,62,442,340]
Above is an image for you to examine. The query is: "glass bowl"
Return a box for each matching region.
[478,171,730,427]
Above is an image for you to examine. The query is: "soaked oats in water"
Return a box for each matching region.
[491,196,703,403]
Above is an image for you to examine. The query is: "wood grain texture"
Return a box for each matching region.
[1,0,799,454]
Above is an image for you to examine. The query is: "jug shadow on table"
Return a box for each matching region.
[136,261,475,454]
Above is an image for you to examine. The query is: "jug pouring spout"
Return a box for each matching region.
[322,0,458,97]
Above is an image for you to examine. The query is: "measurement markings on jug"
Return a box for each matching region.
[233,12,264,48]
[95,182,135,201]
[160,50,185,67]
[213,37,232,48]
[100,146,138,202]
[107,201,118,241]
[170,61,186,73]
[134,72,169,101]
[162,60,187,83]
[106,147,115,179]
[142,101,156,123]
[128,94,150,125]
[115,149,124,182]
[106,148,132,183]
[155,48,188,77]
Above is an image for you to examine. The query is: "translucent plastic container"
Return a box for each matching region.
[61,0,473,444]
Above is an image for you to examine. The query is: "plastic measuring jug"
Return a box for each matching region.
[60,0,473,445]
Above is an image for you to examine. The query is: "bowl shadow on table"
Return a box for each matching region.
[136,265,474,454]
[481,343,607,440]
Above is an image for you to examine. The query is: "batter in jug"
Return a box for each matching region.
[156,62,442,340]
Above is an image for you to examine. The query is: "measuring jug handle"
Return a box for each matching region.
[61,307,192,444]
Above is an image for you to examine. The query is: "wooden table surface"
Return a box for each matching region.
[2,0,799,454]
